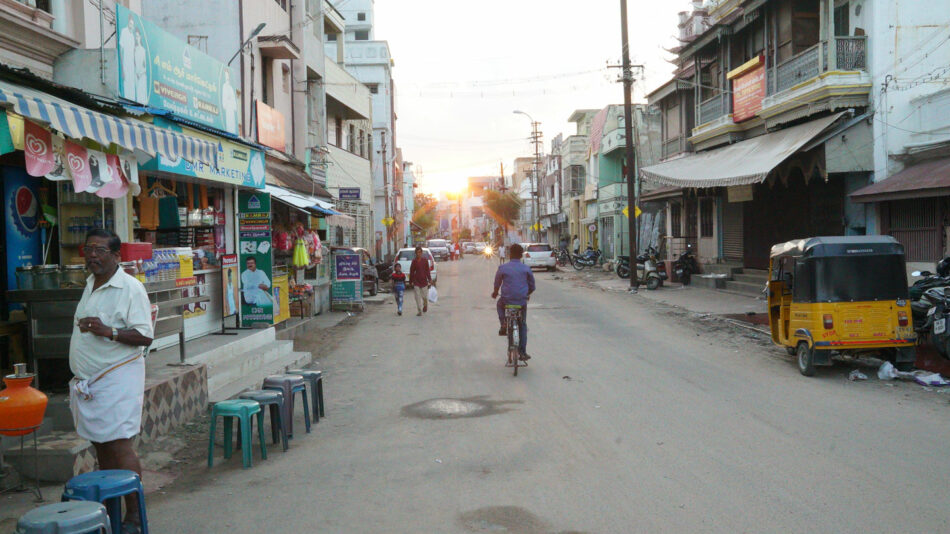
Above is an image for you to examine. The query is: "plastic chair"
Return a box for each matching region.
[207,399,266,468]
[261,375,310,438]
[238,390,288,452]
[286,369,325,422]
[61,470,146,534]
[16,500,111,534]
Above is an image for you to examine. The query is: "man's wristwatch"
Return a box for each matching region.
[111,327,118,341]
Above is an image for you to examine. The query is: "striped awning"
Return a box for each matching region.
[0,80,217,166]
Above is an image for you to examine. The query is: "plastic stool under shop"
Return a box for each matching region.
[207,399,266,468]
[261,374,311,438]
[238,389,288,452]
[16,500,112,533]
[62,470,147,534]
[285,369,325,421]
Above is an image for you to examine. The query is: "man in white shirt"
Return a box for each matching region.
[241,256,272,307]
[69,229,153,534]
[118,15,136,99]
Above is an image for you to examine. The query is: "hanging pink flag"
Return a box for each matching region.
[65,141,92,193]
[24,120,55,177]
[95,154,129,199]
[83,149,112,193]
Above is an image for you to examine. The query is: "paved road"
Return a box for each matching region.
[151,258,950,533]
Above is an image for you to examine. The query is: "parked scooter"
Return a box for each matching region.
[910,258,950,357]
[672,244,699,285]
[571,247,603,271]
[616,246,667,290]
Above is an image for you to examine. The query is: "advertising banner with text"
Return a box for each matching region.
[238,191,273,326]
[730,57,766,123]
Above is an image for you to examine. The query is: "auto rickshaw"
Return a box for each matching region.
[767,236,916,376]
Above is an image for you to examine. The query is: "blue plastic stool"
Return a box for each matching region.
[261,375,311,438]
[238,390,288,452]
[208,399,266,468]
[16,500,111,533]
[286,369,325,422]
[61,470,146,534]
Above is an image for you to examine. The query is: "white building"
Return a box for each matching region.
[325,0,399,260]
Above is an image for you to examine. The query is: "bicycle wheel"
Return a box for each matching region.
[511,321,520,376]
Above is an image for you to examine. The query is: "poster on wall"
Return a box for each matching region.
[729,56,766,123]
[255,101,286,152]
[273,273,290,324]
[238,191,273,326]
[115,5,239,134]
[221,254,239,318]
[2,167,42,301]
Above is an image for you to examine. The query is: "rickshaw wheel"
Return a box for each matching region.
[797,343,816,377]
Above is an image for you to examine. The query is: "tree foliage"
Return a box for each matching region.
[412,193,438,235]
[483,190,522,228]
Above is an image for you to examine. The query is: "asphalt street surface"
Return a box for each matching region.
[150,258,950,533]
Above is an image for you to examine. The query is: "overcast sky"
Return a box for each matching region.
[372,0,697,194]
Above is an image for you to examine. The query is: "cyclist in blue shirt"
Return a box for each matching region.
[492,243,536,360]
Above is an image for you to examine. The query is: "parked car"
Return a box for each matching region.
[462,241,477,254]
[332,247,379,296]
[395,247,438,284]
[520,243,557,271]
[426,239,451,261]
[474,242,487,253]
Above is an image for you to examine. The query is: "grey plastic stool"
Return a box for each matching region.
[238,389,288,452]
[17,500,111,533]
[286,369,324,422]
[261,374,310,438]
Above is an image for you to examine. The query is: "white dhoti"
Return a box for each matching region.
[69,354,145,443]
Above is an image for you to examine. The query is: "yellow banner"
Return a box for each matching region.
[273,274,291,324]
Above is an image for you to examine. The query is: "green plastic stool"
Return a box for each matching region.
[208,399,266,468]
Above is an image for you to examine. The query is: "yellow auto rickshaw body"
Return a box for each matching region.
[767,236,916,374]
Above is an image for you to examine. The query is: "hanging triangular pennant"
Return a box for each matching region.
[24,120,55,177]
[95,154,129,199]
[0,111,14,156]
[84,148,113,193]
[119,154,141,195]
[65,141,92,193]
[45,135,71,181]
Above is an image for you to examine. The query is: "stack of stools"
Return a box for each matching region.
[286,369,325,422]
[61,469,148,534]
[261,374,311,438]
[207,399,267,468]
[16,501,111,533]
[237,390,288,452]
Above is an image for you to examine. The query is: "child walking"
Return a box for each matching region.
[391,263,407,315]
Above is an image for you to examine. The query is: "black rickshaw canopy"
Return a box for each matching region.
[770,236,905,260]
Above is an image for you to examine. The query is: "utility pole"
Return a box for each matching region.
[499,162,508,245]
[530,121,543,243]
[620,0,643,291]
[380,131,393,261]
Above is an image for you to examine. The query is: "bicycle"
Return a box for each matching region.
[504,304,527,376]
[555,247,571,267]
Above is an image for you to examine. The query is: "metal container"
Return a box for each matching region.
[61,265,87,288]
[15,266,33,290]
[33,265,61,290]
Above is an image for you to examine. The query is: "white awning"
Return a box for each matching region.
[640,113,843,188]
[265,184,327,212]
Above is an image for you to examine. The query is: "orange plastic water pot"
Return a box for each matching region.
[0,363,48,436]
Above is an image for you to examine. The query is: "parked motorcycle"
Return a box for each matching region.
[910,263,950,357]
[672,244,699,285]
[616,247,667,290]
[571,248,603,271]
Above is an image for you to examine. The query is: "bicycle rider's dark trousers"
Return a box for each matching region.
[497,298,528,355]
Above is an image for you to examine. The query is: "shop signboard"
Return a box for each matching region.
[255,101,286,152]
[729,56,766,123]
[330,251,362,311]
[140,118,265,189]
[115,5,239,134]
[238,191,273,326]
[221,254,239,318]
[2,167,42,303]
[338,188,361,200]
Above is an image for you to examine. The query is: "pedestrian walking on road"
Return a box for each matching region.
[69,229,154,534]
[391,263,407,315]
[409,246,432,316]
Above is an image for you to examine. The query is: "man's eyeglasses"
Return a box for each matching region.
[82,246,113,257]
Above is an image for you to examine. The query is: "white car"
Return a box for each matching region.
[474,242,487,253]
[395,248,438,284]
[520,243,557,271]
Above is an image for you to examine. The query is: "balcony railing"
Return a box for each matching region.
[698,95,724,125]
[662,136,688,159]
[768,37,867,95]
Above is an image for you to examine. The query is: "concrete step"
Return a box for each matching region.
[738,268,769,277]
[725,280,767,296]
[732,273,769,285]
[208,346,312,403]
[186,328,277,370]
[3,430,93,483]
[700,263,742,277]
[206,339,292,398]
[694,275,728,290]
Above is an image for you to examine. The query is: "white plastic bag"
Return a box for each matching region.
[878,361,899,380]
[427,285,438,304]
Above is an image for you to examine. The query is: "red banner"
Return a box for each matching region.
[23,120,54,177]
[732,63,766,123]
[65,140,92,192]
[255,101,286,152]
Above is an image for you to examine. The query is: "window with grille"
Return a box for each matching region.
[357,12,366,21]
[327,33,338,42]
[670,203,682,238]
[884,198,943,262]
[700,199,714,238]
[355,31,369,41]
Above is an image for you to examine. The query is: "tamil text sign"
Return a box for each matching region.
[729,56,766,123]
[116,5,239,134]
[256,101,286,152]
[338,187,361,200]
